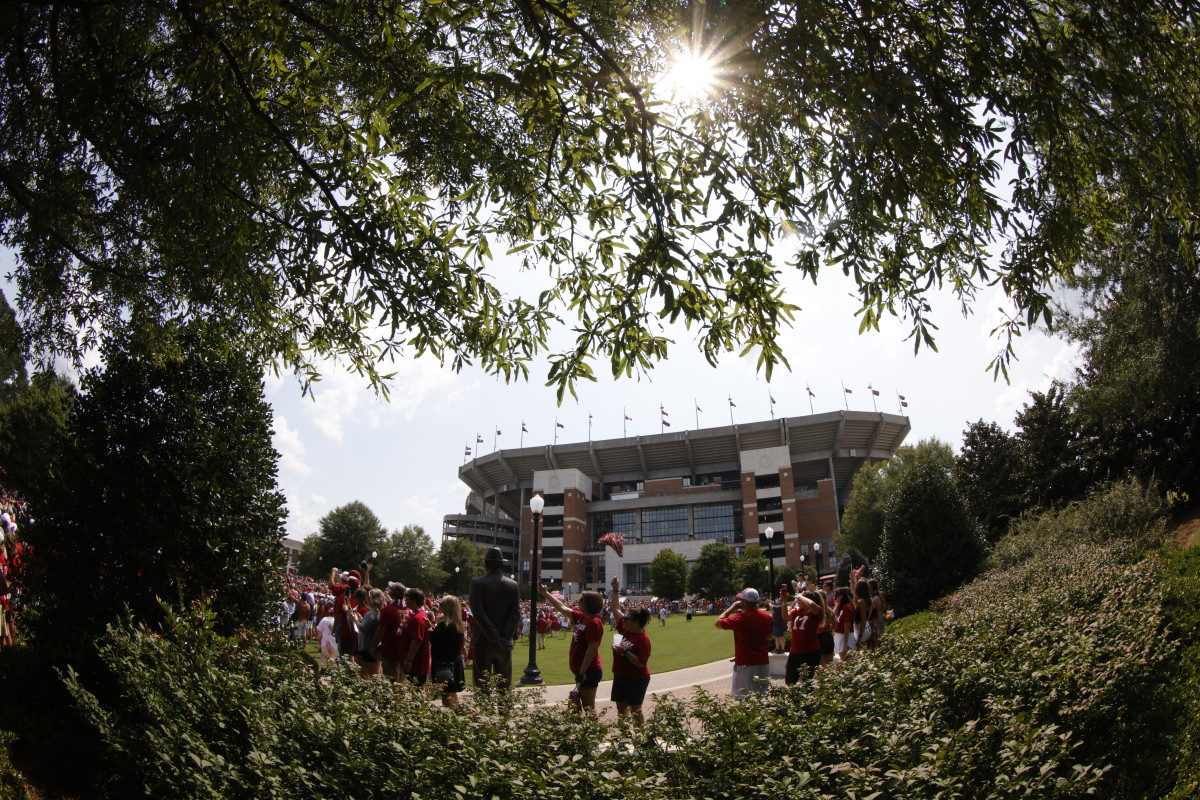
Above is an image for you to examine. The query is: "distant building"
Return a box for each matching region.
[446,411,909,592]
[282,537,304,574]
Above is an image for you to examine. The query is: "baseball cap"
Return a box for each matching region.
[737,588,761,603]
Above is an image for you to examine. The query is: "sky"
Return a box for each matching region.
[263,267,1079,544]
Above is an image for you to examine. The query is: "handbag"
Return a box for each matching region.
[432,661,456,683]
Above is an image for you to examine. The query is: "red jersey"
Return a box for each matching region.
[716,608,773,666]
[789,607,821,654]
[612,620,651,679]
[568,610,603,673]
[834,603,855,635]
[396,606,431,676]
[377,600,408,661]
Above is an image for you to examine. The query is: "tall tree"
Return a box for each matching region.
[1014,384,1087,511]
[377,524,447,591]
[837,439,956,561]
[734,544,770,597]
[299,501,388,580]
[27,325,287,644]
[878,456,985,614]
[955,420,1026,543]
[1063,219,1200,498]
[438,537,487,597]
[2,2,1195,395]
[648,548,688,601]
[688,541,737,600]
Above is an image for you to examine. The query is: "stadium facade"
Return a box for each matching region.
[444,410,910,593]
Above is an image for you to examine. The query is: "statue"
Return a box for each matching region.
[468,546,521,689]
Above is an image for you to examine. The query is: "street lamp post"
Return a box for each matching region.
[814,541,822,573]
[520,493,545,685]
[760,526,783,597]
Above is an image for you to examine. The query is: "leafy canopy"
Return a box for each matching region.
[648,547,688,600]
[688,540,737,599]
[2,1,1196,396]
[297,500,388,578]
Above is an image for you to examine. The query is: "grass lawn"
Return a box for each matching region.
[513,613,734,686]
[301,613,737,686]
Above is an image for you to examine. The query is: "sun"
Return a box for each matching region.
[659,49,720,104]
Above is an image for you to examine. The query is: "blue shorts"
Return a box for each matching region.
[611,675,651,706]
[575,669,603,690]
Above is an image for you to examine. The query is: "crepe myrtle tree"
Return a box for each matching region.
[1,1,1195,399]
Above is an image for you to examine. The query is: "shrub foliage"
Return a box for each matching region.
[57,485,1200,800]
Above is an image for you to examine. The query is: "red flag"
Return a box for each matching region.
[522,423,529,433]
[598,532,625,557]
[898,394,907,400]
[871,389,880,396]
[660,406,669,416]
[624,414,632,421]
[807,388,815,397]
[770,395,776,404]
[476,434,483,443]
[465,447,472,456]
[844,388,853,394]
[496,429,502,435]
[729,398,737,407]
[556,422,564,429]
[662,419,671,427]
[901,401,909,407]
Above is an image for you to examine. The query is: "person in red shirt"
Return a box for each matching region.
[608,576,652,727]
[540,584,604,712]
[715,588,775,698]
[397,587,431,685]
[372,582,408,681]
[329,567,363,659]
[536,607,549,649]
[784,588,823,685]
[831,587,856,668]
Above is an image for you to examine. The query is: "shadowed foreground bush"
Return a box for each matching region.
[57,484,1200,800]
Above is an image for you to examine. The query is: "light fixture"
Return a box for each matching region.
[521,493,545,685]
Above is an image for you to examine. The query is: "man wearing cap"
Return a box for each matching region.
[468,546,521,689]
[715,588,775,698]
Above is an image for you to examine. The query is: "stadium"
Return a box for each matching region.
[445,410,910,593]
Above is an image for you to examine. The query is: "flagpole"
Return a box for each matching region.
[841,381,849,411]
[728,395,735,425]
[806,384,814,415]
[493,426,498,451]
[554,417,559,445]
[623,408,627,438]
[588,412,593,442]
[694,398,700,430]
[868,384,878,412]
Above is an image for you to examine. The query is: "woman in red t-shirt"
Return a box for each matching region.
[540,584,604,712]
[608,576,652,727]
[785,589,823,685]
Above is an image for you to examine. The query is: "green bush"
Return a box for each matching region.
[989,478,1169,572]
[55,491,1199,800]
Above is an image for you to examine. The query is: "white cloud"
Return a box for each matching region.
[272,415,311,476]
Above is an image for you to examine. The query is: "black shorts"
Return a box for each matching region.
[611,675,651,706]
[575,669,603,690]
[785,650,821,685]
[818,631,834,655]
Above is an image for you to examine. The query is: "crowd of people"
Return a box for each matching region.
[0,483,31,651]
[279,544,892,721]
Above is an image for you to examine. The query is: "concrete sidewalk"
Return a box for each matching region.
[521,657,737,712]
